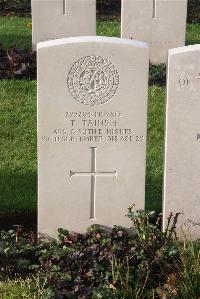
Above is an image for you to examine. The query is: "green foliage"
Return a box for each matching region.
[0,227,40,277]
[149,64,166,86]
[0,211,199,298]
[38,225,131,298]
[0,44,36,80]
[97,0,120,20]
[0,0,31,17]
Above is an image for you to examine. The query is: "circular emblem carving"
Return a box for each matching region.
[67,56,120,106]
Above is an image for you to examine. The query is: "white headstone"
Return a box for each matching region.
[163,44,200,239]
[37,36,149,238]
[121,0,187,64]
[31,0,96,50]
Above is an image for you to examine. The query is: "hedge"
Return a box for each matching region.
[0,0,199,23]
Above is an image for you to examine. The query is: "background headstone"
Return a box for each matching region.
[163,44,200,239]
[121,0,188,64]
[31,0,96,50]
[37,36,149,238]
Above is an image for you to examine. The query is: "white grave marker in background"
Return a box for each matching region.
[37,36,149,238]
[31,0,96,50]
[163,44,200,239]
[121,0,188,64]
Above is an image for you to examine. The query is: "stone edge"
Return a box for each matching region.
[37,36,149,51]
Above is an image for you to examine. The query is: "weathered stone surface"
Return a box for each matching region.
[121,0,187,64]
[163,44,200,238]
[37,36,149,238]
[32,0,96,50]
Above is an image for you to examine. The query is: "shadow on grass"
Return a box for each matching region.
[0,167,163,227]
[186,39,200,46]
[0,212,37,230]
[145,173,163,213]
[0,170,37,228]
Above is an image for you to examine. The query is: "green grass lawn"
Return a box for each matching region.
[186,23,200,45]
[0,80,37,215]
[0,16,199,217]
[0,17,32,49]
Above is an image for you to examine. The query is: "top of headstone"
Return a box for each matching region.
[169,44,200,56]
[37,36,148,51]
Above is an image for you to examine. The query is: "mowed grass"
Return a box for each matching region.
[186,23,200,45]
[0,17,32,49]
[0,16,200,49]
[0,16,199,216]
[0,80,37,215]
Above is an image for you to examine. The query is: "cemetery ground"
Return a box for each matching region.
[0,16,200,298]
[0,17,200,221]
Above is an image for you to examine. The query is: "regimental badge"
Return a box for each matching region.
[67,56,120,106]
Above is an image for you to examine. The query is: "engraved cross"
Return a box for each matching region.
[70,147,117,220]
[63,0,67,14]
[152,0,157,18]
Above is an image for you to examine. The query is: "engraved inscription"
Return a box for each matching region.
[41,110,145,144]
[70,147,117,219]
[178,72,200,90]
[67,56,120,106]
